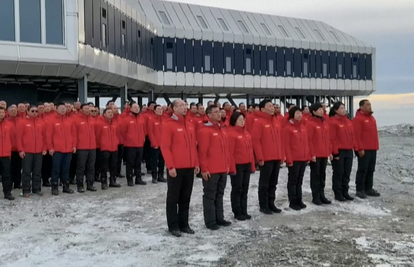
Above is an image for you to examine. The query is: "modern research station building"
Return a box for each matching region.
[0,0,375,113]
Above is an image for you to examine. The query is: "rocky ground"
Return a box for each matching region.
[0,125,413,267]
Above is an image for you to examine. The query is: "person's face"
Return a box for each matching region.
[361,100,372,113]
[24,103,29,108]
[18,104,26,113]
[107,102,114,108]
[90,108,98,116]
[0,109,5,120]
[262,102,274,115]
[173,100,187,116]
[0,101,6,109]
[81,105,90,115]
[190,105,197,114]
[104,109,114,119]
[124,103,130,109]
[8,106,17,116]
[239,104,246,111]
[112,106,119,114]
[216,102,221,108]
[248,106,253,113]
[44,103,51,112]
[294,110,302,121]
[230,106,235,112]
[208,107,221,123]
[130,104,140,113]
[223,103,231,111]
[207,101,213,106]
[220,109,226,118]
[198,106,205,115]
[235,115,245,127]
[57,105,66,115]
[149,103,156,110]
[336,105,346,116]
[303,106,310,114]
[154,106,163,116]
[141,106,147,113]
[274,105,281,114]
[38,105,45,113]
[28,107,38,117]
[74,102,81,109]
[313,107,324,117]
[254,106,260,112]
[322,104,327,110]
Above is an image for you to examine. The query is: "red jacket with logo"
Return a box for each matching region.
[73,113,96,150]
[0,119,13,157]
[95,118,119,152]
[16,116,47,154]
[245,112,258,134]
[329,115,358,155]
[119,113,146,148]
[282,120,310,164]
[46,114,76,153]
[352,109,379,151]
[306,116,331,158]
[198,120,230,174]
[161,113,199,169]
[7,116,19,151]
[148,114,163,148]
[251,111,284,162]
[226,126,256,174]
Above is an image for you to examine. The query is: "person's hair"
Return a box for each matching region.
[106,100,114,106]
[329,102,344,117]
[37,102,44,106]
[259,99,272,109]
[190,102,197,108]
[129,101,136,105]
[172,99,180,108]
[229,111,245,126]
[87,102,94,106]
[238,102,245,107]
[148,101,156,106]
[0,107,5,111]
[8,104,17,110]
[223,102,229,107]
[302,105,308,111]
[154,104,161,110]
[56,102,65,108]
[80,103,89,109]
[196,103,203,108]
[359,99,368,107]
[288,106,302,119]
[206,105,218,115]
[207,101,213,105]
[309,103,323,115]
[27,105,37,111]
[103,108,112,114]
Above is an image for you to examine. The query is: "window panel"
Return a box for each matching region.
[295,27,306,39]
[268,59,274,75]
[314,29,326,41]
[237,20,249,33]
[286,60,291,75]
[158,11,170,25]
[225,57,232,73]
[197,15,208,29]
[338,64,343,78]
[101,24,106,47]
[245,58,251,73]
[0,0,15,41]
[204,55,211,72]
[323,63,328,77]
[260,23,271,36]
[278,25,289,37]
[329,31,341,42]
[217,18,229,31]
[303,62,308,76]
[20,0,41,43]
[121,34,125,46]
[166,52,173,70]
[353,65,357,78]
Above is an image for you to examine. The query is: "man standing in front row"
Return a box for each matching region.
[353,99,380,199]
[198,105,231,230]
[0,107,15,200]
[161,99,199,237]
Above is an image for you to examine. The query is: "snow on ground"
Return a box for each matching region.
[1,124,414,266]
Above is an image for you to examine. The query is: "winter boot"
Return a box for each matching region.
[152,172,158,184]
[334,192,346,202]
[135,176,147,185]
[51,184,59,196]
[289,199,301,211]
[94,173,100,183]
[77,182,85,193]
[356,191,367,199]
[101,176,108,190]
[117,172,125,178]
[297,186,307,209]
[320,192,332,204]
[343,191,354,201]
[157,172,167,183]
[241,199,252,220]
[4,193,15,201]
[365,188,380,197]
[127,176,134,187]
[69,178,76,185]
[62,183,74,194]
[109,177,121,188]
[87,181,97,191]
[42,179,52,187]
[288,183,301,211]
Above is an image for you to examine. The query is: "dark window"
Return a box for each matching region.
[20,0,41,43]
[151,38,153,45]
[102,8,106,18]
[166,42,173,49]
[122,20,126,29]
[45,0,64,45]
[138,30,141,38]
[0,0,15,41]
[246,48,252,55]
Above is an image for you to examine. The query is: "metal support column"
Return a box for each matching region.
[180,92,187,101]
[246,94,251,105]
[163,94,172,105]
[214,94,220,104]
[198,95,203,104]
[148,90,154,103]
[77,76,88,103]
[120,85,127,112]
[137,97,143,107]
[349,96,354,118]
[94,96,100,108]
[226,94,237,107]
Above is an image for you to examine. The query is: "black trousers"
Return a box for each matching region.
[69,152,77,180]
[95,149,101,178]
[230,163,251,216]
[143,136,151,171]
[287,161,307,202]
[99,150,118,178]
[76,149,96,183]
[309,158,328,200]
[258,160,280,210]
[202,173,227,227]
[42,153,52,183]
[166,168,195,231]
[356,150,377,192]
[51,152,72,185]
[150,147,165,174]
[0,157,12,195]
[331,149,353,195]
[21,153,43,193]
[125,147,143,178]
[10,151,22,188]
[117,145,124,175]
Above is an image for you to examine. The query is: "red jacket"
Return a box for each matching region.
[245,112,258,134]
[95,118,119,152]
[46,114,76,153]
[161,113,199,169]
[73,113,97,150]
[198,120,230,174]
[119,113,146,148]
[7,116,19,151]
[16,116,47,154]
[0,119,13,157]
[251,111,284,162]
[283,120,311,164]
[329,115,357,155]
[306,116,331,158]
[352,109,379,151]
[142,110,154,133]
[226,126,256,174]
[148,114,162,148]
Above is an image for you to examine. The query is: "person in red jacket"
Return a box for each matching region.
[282,106,310,211]
[95,108,121,190]
[245,104,259,134]
[306,103,333,205]
[73,104,97,193]
[329,102,357,202]
[227,112,255,221]
[16,105,47,197]
[353,99,380,198]
[46,103,76,195]
[161,99,200,237]
[7,105,22,189]
[198,104,231,230]
[0,107,15,200]
[17,103,26,118]
[251,100,284,215]
[112,105,124,179]
[219,108,229,128]
[119,102,147,186]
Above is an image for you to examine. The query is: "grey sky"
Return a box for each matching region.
[168,0,414,94]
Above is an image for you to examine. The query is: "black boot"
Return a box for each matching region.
[320,192,332,204]
[69,178,76,185]
[288,183,301,211]
[151,172,158,184]
[289,199,301,211]
[297,186,307,209]
[87,181,97,191]
[42,179,52,187]
[135,176,147,185]
[51,184,59,195]
[335,192,346,202]
[101,176,108,190]
[343,191,354,201]
[62,182,74,194]
[241,198,251,220]
[157,172,167,183]
[127,176,134,186]
[4,193,15,201]
[109,177,121,188]
[77,182,85,193]
[117,172,125,178]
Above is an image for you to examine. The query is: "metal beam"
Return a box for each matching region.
[77,76,88,103]
[349,96,354,119]
[163,94,172,105]
[120,85,127,111]
[198,95,203,104]
[180,92,187,101]
[226,94,237,107]
[214,94,220,104]
[95,96,100,107]
[148,90,154,102]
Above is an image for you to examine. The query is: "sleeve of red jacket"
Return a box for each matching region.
[352,118,363,151]
[160,123,175,169]
[197,129,210,173]
[329,122,339,155]
[148,119,157,147]
[282,127,293,165]
[306,123,316,158]
[251,121,264,162]
[72,119,78,148]
[226,134,236,174]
